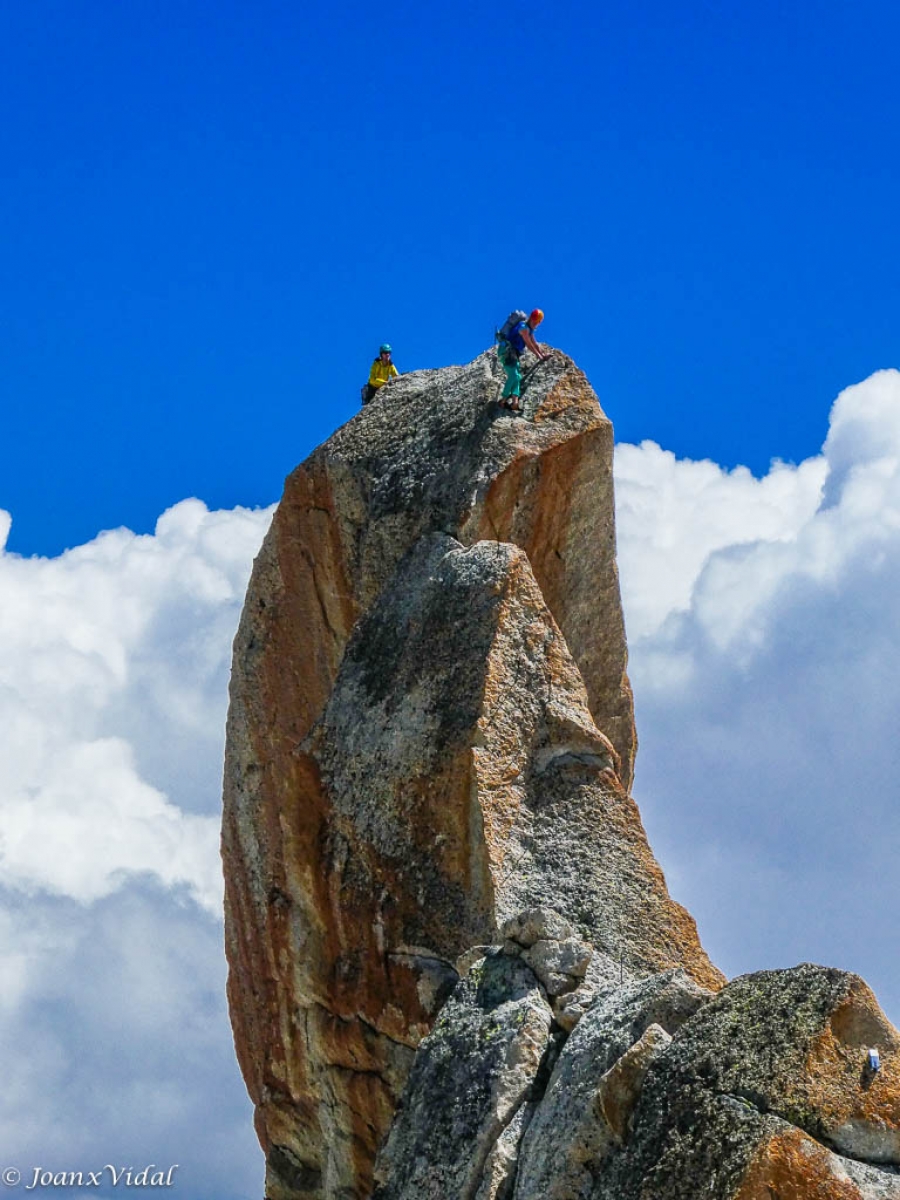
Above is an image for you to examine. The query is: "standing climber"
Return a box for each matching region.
[361,344,400,405]
[496,310,550,412]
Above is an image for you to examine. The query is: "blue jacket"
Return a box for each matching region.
[507,320,529,357]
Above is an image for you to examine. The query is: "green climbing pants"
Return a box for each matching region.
[500,351,522,399]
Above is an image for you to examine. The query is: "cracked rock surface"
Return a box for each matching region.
[372,953,554,1200]
[384,960,900,1200]
[221,348,898,1200]
[513,968,711,1200]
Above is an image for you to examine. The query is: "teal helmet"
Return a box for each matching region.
[380,343,392,354]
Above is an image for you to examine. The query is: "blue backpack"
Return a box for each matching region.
[496,310,527,359]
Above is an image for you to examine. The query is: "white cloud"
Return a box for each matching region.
[0,498,272,1199]
[0,886,261,1200]
[615,369,900,1025]
[0,737,222,909]
[615,440,827,643]
[0,498,272,910]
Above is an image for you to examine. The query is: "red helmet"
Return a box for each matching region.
[529,309,544,327]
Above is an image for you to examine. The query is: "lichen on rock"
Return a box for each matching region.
[372,953,554,1200]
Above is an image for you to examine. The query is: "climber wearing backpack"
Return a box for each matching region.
[496,310,550,412]
[361,344,400,405]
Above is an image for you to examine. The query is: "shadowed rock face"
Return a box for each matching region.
[222,348,722,1198]
[372,953,555,1200]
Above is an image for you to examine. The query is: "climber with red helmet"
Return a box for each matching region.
[496,309,550,413]
[361,344,400,405]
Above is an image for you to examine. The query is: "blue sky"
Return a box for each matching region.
[4,0,898,555]
[2,4,900,1198]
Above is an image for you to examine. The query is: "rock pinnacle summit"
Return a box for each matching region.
[222,347,900,1200]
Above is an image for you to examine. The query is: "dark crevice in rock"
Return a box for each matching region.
[819,1139,900,1175]
[327,1062,393,1083]
[267,1145,322,1196]
[474,1023,566,1200]
[300,547,342,649]
[837,1155,900,1177]
[717,1090,900,1175]
[387,950,457,969]
[308,1002,418,1053]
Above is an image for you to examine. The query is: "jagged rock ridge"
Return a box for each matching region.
[222,346,900,1199]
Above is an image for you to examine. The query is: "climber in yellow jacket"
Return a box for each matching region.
[362,344,400,405]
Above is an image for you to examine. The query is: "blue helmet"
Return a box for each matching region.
[380,343,392,354]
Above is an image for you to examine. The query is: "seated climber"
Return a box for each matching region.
[496,310,550,413]
[361,344,400,405]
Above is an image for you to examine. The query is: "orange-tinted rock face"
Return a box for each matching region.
[805,977,900,1163]
[735,1127,868,1200]
[221,350,720,1198]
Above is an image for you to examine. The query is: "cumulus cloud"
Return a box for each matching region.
[614,440,827,644]
[0,497,272,1199]
[615,369,900,1024]
[0,498,272,911]
[0,886,262,1199]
